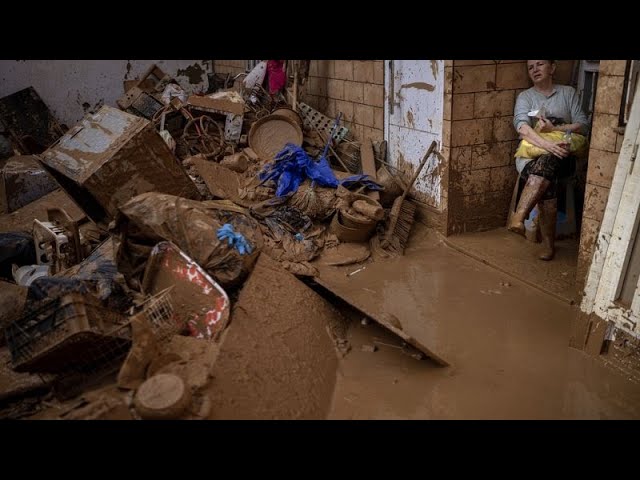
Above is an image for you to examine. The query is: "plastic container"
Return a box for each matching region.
[5,292,130,373]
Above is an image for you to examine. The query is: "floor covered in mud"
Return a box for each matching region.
[321,225,640,419]
[444,228,578,304]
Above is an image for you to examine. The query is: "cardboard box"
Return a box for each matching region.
[39,106,200,225]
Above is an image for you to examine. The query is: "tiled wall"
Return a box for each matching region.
[445,60,575,235]
[213,60,385,143]
[303,61,385,143]
[576,60,628,293]
[213,60,387,198]
[214,60,247,77]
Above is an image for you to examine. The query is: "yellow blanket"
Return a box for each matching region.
[514,131,589,159]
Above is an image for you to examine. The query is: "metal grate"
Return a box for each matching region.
[137,287,181,341]
[298,103,349,143]
[129,92,164,120]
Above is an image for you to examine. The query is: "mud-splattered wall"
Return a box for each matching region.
[0,60,212,127]
[385,60,447,232]
[446,60,575,235]
[576,60,628,293]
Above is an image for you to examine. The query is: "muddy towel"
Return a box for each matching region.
[217,224,253,255]
[115,193,263,290]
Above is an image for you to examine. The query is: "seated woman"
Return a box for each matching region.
[508,60,590,261]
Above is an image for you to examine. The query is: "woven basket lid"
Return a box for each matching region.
[248,114,303,161]
[271,107,303,127]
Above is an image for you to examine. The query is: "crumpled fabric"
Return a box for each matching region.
[217,223,253,256]
[339,174,384,192]
[259,143,383,197]
[267,60,287,95]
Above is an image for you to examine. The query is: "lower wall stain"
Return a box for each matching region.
[177,63,205,84]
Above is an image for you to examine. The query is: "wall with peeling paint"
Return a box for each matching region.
[0,60,212,127]
[384,60,445,211]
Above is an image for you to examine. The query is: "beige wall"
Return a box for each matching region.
[445,60,575,235]
[214,60,247,77]
[576,60,628,293]
[303,60,385,143]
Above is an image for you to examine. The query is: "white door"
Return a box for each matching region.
[384,60,444,208]
[582,74,640,339]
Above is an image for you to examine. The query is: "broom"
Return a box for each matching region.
[381,140,438,254]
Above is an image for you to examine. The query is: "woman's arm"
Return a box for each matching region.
[518,123,570,158]
[538,118,585,134]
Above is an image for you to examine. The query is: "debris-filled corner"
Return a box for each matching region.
[0,61,436,420]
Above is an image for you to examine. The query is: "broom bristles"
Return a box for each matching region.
[385,199,416,254]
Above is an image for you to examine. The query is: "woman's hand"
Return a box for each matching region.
[537,116,555,133]
[543,140,570,158]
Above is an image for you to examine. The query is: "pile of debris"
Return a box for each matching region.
[0,61,434,420]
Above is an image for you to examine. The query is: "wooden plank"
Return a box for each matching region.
[191,156,242,203]
[360,139,380,202]
[0,189,86,234]
[208,255,339,419]
[314,271,449,367]
[585,316,608,356]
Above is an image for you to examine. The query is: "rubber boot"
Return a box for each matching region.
[507,175,551,235]
[537,198,557,261]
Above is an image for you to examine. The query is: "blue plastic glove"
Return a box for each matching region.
[217,224,253,256]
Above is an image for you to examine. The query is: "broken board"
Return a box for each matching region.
[191,157,242,204]
[360,139,380,202]
[0,189,85,234]
[313,237,450,366]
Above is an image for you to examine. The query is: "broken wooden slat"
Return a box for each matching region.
[360,139,380,202]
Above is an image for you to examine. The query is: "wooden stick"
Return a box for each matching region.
[312,124,352,173]
[292,61,298,112]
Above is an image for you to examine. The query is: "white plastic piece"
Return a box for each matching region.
[12,264,51,286]
[243,61,267,91]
